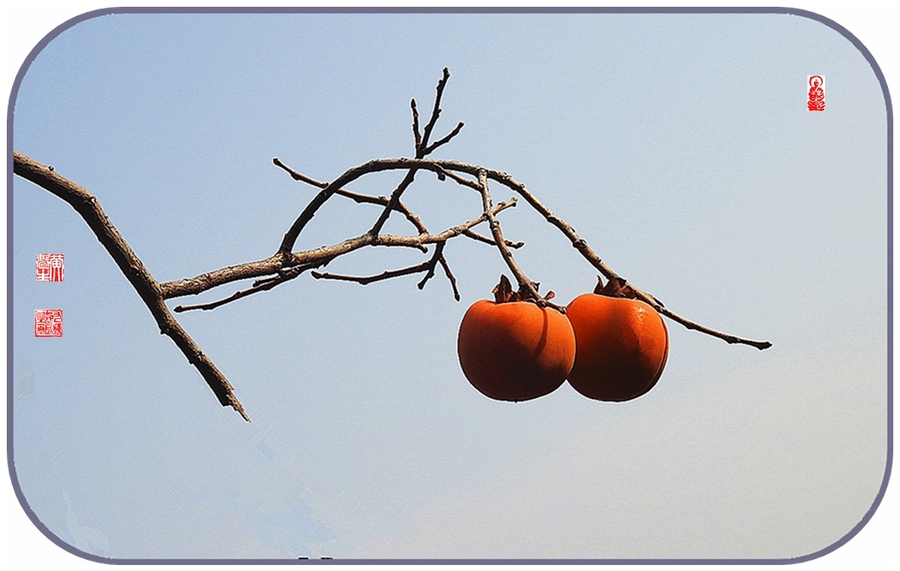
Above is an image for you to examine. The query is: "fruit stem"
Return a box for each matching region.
[478,171,565,313]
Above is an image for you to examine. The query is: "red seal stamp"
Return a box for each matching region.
[34,309,63,337]
[36,253,65,282]
[807,76,825,111]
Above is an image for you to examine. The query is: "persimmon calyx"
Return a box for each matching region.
[492,274,553,304]
[492,274,517,302]
[593,275,637,299]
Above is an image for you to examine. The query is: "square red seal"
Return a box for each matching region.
[36,253,65,282]
[34,309,63,337]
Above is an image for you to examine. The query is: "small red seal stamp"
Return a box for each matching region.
[34,309,63,337]
[807,76,825,111]
[36,253,65,282]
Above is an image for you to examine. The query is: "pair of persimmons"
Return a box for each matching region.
[457,276,669,402]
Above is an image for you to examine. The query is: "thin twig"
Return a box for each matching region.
[461,228,524,249]
[312,261,433,285]
[174,284,271,312]
[174,263,323,313]
[271,157,328,188]
[433,165,481,191]
[411,98,422,150]
[436,256,461,301]
[423,121,465,155]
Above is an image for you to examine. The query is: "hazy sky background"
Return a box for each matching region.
[6,4,892,565]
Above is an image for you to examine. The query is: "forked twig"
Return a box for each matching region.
[311,241,454,294]
[419,67,452,157]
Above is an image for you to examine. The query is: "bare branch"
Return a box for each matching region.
[273,155,770,348]
[161,195,515,299]
[658,308,773,350]
[13,151,250,420]
[216,151,773,349]
[12,67,771,428]
[160,253,294,299]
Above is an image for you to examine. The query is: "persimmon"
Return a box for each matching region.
[457,276,576,402]
[565,278,669,402]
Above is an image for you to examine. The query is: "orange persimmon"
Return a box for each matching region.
[565,289,669,402]
[457,279,576,402]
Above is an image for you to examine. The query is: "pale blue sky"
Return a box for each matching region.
[8,8,891,562]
